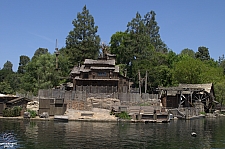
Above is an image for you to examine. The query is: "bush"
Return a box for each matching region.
[3,106,22,117]
[27,110,37,118]
[117,112,131,120]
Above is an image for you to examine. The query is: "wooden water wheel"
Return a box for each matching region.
[192,90,212,112]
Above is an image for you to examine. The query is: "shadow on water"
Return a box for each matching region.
[0,118,225,148]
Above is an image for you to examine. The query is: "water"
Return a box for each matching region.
[0,118,225,149]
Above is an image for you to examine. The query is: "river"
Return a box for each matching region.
[0,118,225,149]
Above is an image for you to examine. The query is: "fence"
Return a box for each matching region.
[76,85,118,93]
[39,89,158,101]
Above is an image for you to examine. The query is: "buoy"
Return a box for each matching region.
[191,132,197,137]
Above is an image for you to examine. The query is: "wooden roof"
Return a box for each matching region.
[84,59,115,65]
[178,83,213,93]
[7,97,32,104]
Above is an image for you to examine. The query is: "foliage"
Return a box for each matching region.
[180,48,195,58]
[18,55,30,74]
[3,60,13,71]
[214,80,225,105]
[110,31,133,65]
[143,10,167,52]
[32,48,49,60]
[27,109,37,118]
[20,51,59,95]
[3,106,22,117]
[0,81,13,94]
[218,54,225,74]
[116,112,131,120]
[172,56,206,84]
[195,46,210,61]
[64,5,100,68]
[0,67,20,94]
[110,10,168,88]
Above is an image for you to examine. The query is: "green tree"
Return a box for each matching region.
[143,11,167,52]
[3,60,13,71]
[110,31,133,65]
[195,46,210,61]
[110,11,169,89]
[21,52,59,95]
[180,48,195,58]
[214,80,225,106]
[125,12,155,83]
[32,48,49,59]
[64,5,100,67]
[57,47,71,81]
[0,81,13,94]
[172,56,206,84]
[18,55,30,74]
[218,54,225,74]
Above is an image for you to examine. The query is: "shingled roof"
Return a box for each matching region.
[178,83,213,93]
[84,59,115,65]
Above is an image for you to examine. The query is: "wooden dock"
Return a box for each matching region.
[54,115,69,122]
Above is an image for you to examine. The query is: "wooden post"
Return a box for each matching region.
[138,70,141,95]
[145,71,147,94]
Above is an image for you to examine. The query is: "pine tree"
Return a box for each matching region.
[65,5,100,67]
[144,11,167,53]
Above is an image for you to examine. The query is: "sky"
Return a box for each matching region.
[1,0,225,71]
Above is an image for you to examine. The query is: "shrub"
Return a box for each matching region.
[3,106,22,117]
[117,112,131,120]
[27,110,37,118]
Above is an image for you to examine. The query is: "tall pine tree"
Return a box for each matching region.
[65,5,100,67]
[144,11,167,53]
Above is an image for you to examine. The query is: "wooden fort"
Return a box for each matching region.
[70,52,130,93]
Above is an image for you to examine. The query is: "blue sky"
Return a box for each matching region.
[1,0,225,71]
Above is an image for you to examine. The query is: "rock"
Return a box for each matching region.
[39,112,49,118]
[24,112,31,118]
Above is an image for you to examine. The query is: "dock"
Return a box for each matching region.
[54,115,69,122]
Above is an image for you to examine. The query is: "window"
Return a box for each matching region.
[97,72,107,77]
[83,73,88,79]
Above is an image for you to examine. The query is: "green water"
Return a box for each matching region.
[0,118,225,149]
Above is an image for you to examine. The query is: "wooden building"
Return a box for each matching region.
[70,53,130,93]
[0,94,32,116]
[38,98,67,116]
[158,83,216,112]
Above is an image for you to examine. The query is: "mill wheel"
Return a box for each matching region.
[192,90,212,112]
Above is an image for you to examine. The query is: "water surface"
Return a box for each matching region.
[0,118,225,148]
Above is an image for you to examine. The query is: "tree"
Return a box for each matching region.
[180,48,195,58]
[110,11,169,89]
[110,31,133,65]
[214,80,225,106]
[32,48,49,59]
[195,46,210,61]
[18,55,30,74]
[64,5,100,67]
[172,56,207,84]
[3,60,13,71]
[0,81,13,94]
[20,53,59,95]
[57,47,71,80]
[143,11,167,52]
[218,54,225,74]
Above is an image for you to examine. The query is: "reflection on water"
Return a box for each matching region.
[0,118,225,148]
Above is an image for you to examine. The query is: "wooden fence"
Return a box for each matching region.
[38,89,158,103]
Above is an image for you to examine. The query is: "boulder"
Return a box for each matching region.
[39,112,49,118]
[24,112,31,118]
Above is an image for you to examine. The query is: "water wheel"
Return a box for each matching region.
[192,90,212,112]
